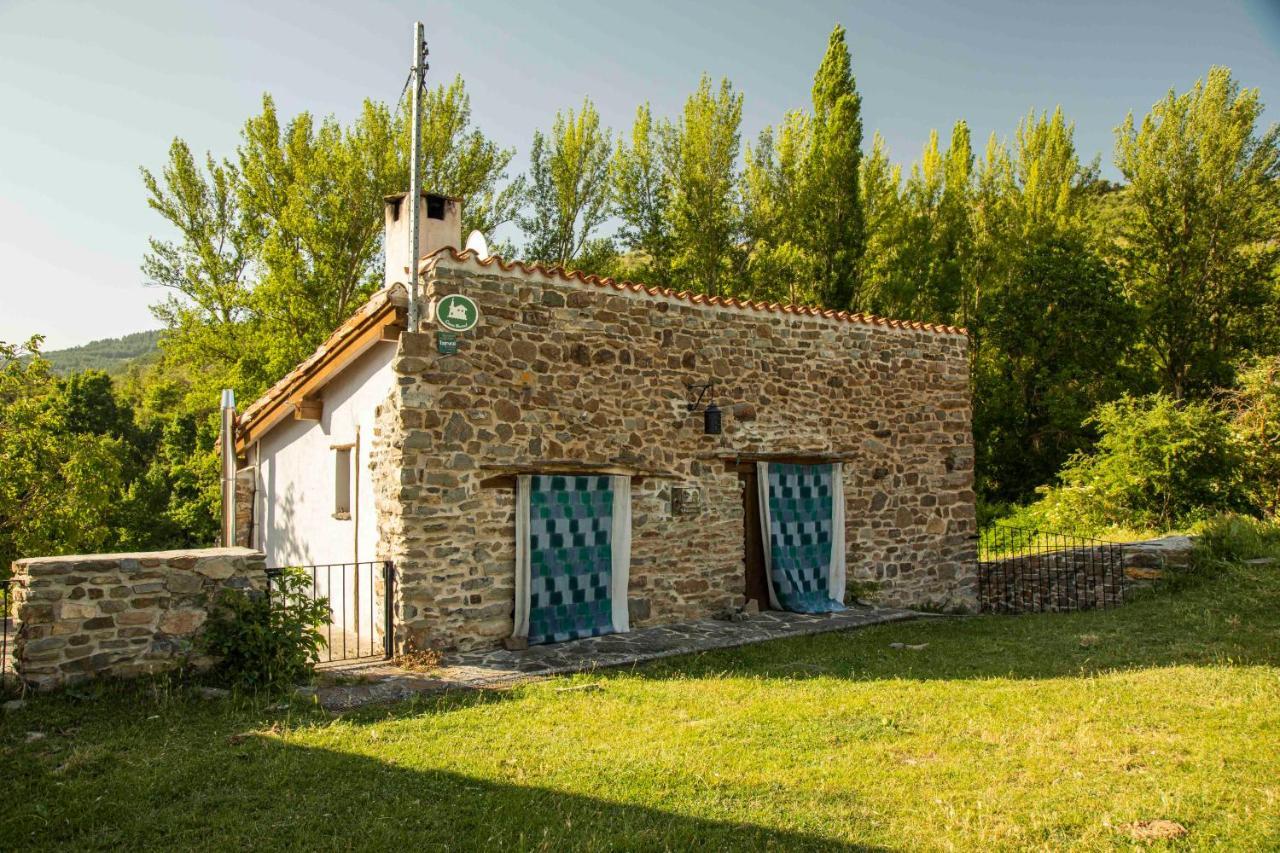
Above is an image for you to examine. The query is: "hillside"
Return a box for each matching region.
[38,329,163,376]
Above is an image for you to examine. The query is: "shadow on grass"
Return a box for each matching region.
[4,717,882,851]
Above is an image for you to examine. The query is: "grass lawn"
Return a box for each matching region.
[3,561,1278,851]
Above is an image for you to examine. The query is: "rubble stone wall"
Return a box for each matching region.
[8,548,266,691]
[380,257,976,651]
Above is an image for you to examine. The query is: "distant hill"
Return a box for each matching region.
[37,330,164,376]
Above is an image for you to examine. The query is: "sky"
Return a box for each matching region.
[1,0,1278,350]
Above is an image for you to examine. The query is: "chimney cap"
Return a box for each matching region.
[383,190,463,204]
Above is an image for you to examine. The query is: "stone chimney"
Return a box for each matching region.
[383,191,462,287]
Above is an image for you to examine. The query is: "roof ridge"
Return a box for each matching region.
[422,247,968,337]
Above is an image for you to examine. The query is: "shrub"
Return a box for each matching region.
[1225,356,1280,519]
[1032,393,1248,531]
[1193,513,1280,564]
[201,568,331,690]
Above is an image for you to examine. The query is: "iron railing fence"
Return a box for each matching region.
[265,561,393,664]
[977,525,1127,613]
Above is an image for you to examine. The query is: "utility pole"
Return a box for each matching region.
[407,21,428,330]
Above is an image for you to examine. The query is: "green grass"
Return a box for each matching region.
[3,561,1279,851]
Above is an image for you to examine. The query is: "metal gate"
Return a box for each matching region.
[266,561,393,664]
[977,525,1128,613]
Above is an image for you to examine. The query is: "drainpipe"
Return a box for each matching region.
[220,389,237,547]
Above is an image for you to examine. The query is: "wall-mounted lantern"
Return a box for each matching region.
[685,383,723,435]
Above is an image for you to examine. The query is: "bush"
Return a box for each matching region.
[201,568,330,689]
[1193,513,1280,564]
[1031,393,1248,532]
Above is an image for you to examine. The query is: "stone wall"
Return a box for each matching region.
[8,548,266,691]
[378,256,976,651]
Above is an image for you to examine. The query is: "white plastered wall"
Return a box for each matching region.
[252,341,396,650]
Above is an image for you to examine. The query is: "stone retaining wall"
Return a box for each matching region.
[977,535,1194,613]
[8,548,266,691]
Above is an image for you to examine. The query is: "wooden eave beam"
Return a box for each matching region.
[292,398,323,421]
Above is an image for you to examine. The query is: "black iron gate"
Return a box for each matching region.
[977,525,1128,613]
[266,561,394,664]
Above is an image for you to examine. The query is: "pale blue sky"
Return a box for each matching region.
[2,0,1277,348]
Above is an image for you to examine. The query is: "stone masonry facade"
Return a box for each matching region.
[372,254,976,653]
[8,548,266,691]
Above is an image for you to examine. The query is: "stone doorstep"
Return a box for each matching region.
[311,605,930,713]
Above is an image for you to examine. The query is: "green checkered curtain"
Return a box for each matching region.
[758,462,847,613]
[513,474,631,645]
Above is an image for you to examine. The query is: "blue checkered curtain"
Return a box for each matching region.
[513,474,631,645]
[759,462,847,614]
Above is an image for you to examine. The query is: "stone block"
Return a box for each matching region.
[158,609,206,636]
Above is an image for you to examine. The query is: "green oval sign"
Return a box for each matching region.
[435,293,479,332]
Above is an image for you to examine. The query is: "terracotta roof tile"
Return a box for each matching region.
[236,284,407,436]
[422,247,968,337]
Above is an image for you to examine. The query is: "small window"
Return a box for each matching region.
[426,194,445,220]
[334,447,352,519]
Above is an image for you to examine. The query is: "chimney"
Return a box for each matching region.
[383,191,462,287]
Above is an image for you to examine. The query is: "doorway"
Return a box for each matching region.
[740,465,771,609]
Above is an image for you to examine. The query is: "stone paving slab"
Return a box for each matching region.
[311,605,929,712]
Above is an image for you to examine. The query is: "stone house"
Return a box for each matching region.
[231,191,977,653]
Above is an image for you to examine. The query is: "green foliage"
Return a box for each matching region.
[610,104,674,284]
[1115,67,1280,399]
[1225,356,1280,517]
[739,25,865,309]
[519,98,613,266]
[201,569,331,689]
[973,234,1135,501]
[411,75,525,237]
[31,330,163,376]
[665,75,744,297]
[0,339,211,569]
[1192,513,1280,564]
[1032,394,1248,531]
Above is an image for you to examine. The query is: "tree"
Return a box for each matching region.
[1227,356,1280,518]
[0,339,195,568]
[1115,67,1280,399]
[857,132,906,312]
[1033,393,1248,531]
[412,75,524,237]
[862,122,973,324]
[140,138,262,402]
[520,98,613,266]
[801,24,865,310]
[738,24,865,309]
[741,111,813,304]
[238,96,402,377]
[611,104,674,283]
[966,108,1126,502]
[666,75,744,297]
[972,236,1135,501]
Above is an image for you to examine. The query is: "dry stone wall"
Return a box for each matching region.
[8,548,266,691]
[377,257,976,652]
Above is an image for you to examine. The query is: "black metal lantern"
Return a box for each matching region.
[703,402,722,435]
[685,382,723,435]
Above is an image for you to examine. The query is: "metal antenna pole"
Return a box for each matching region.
[407,21,427,330]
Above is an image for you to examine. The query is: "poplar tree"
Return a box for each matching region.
[802,24,865,310]
[741,111,812,303]
[1115,67,1280,399]
[520,98,613,266]
[666,75,744,297]
[611,104,674,282]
